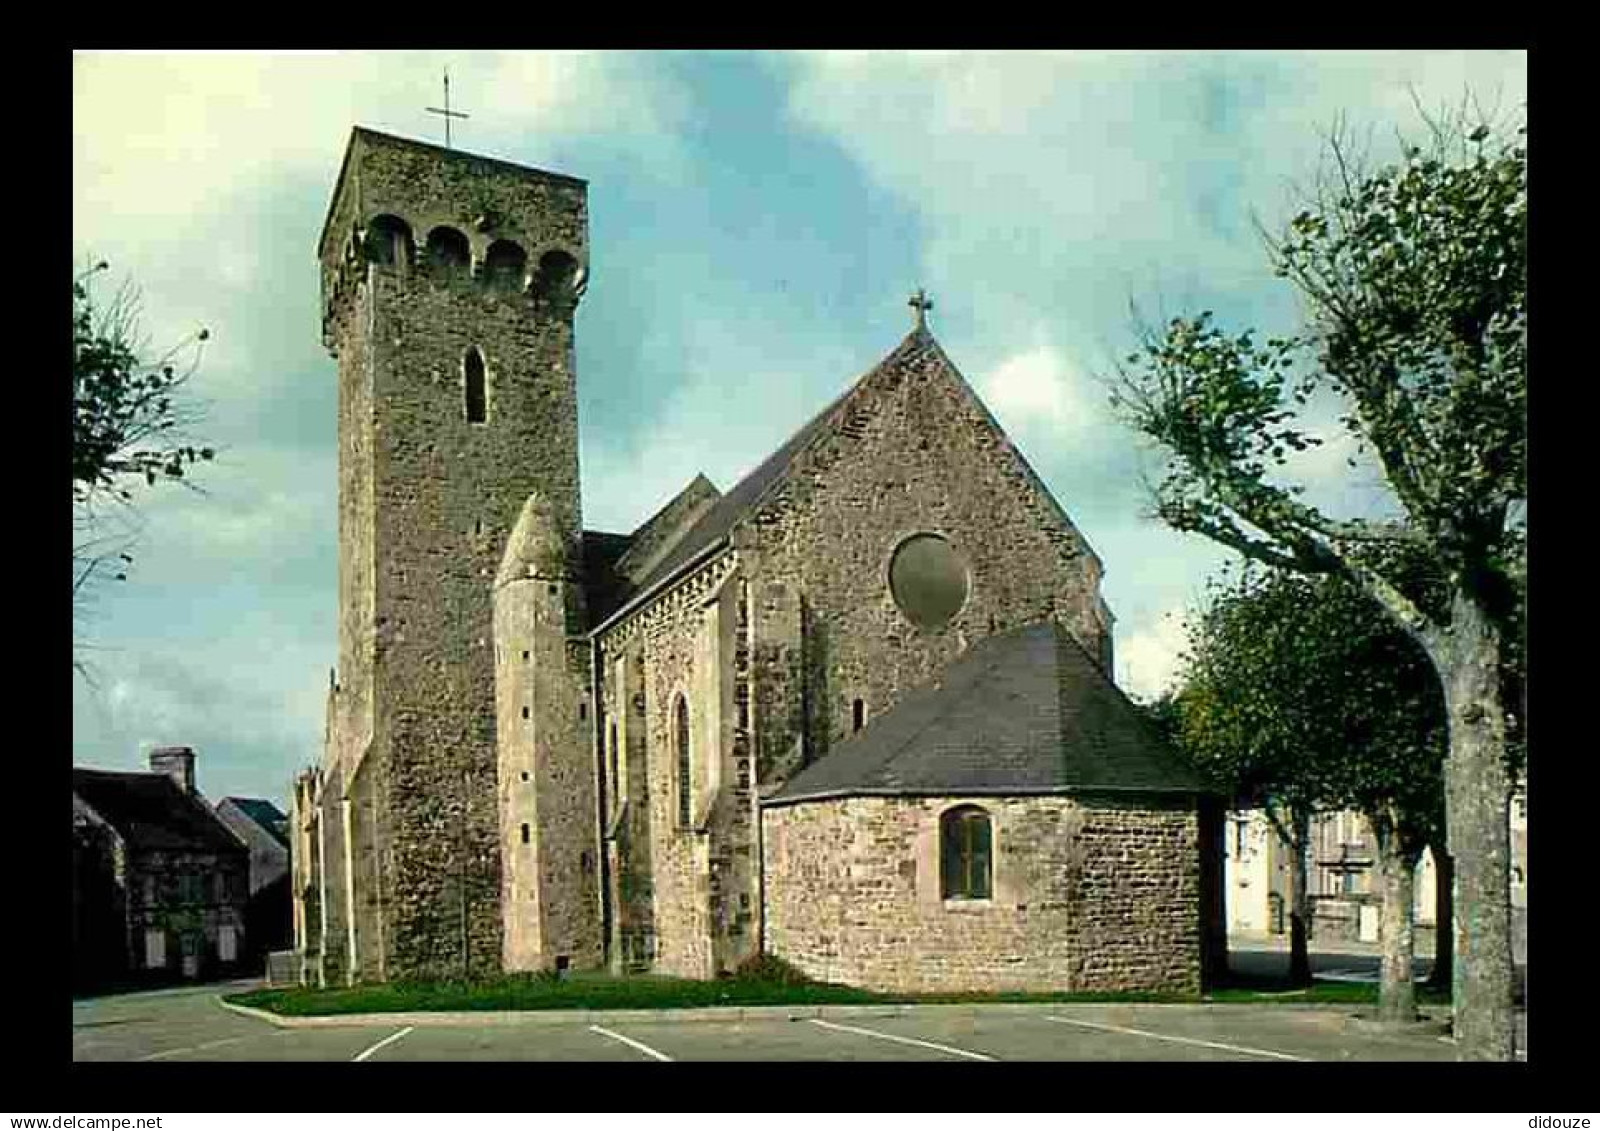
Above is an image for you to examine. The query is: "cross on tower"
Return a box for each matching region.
[908,287,934,330]
[426,69,470,149]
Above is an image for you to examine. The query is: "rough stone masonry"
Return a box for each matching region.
[292,126,1210,994]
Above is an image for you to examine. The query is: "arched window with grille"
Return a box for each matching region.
[674,694,691,830]
[940,805,992,900]
[464,347,487,424]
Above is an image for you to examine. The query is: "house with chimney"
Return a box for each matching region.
[214,796,293,964]
[72,746,251,988]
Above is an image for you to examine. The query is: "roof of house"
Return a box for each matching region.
[218,797,290,847]
[765,621,1210,806]
[73,768,247,855]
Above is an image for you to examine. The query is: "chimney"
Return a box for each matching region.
[149,746,197,794]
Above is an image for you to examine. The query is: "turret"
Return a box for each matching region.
[495,492,601,972]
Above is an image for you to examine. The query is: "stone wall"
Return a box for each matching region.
[736,332,1111,781]
[597,552,748,979]
[761,794,1199,994]
[601,640,657,970]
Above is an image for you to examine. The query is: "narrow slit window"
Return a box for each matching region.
[464,348,487,424]
[852,698,866,733]
[675,695,692,829]
[608,722,620,807]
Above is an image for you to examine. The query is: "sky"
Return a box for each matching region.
[71,50,1527,806]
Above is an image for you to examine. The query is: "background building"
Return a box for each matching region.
[213,796,293,967]
[1225,797,1526,949]
[72,747,250,990]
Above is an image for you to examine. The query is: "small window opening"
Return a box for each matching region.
[484,239,528,290]
[940,805,993,901]
[555,954,570,972]
[426,225,471,277]
[579,701,587,720]
[520,823,530,844]
[520,771,529,782]
[464,348,487,424]
[852,698,866,733]
[522,706,530,720]
[522,650,530,661]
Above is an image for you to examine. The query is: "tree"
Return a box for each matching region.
[72,261,214,675]
[1170,570,1337,990]
[1172,564,1448,1021]
[1111,105,1525,1058]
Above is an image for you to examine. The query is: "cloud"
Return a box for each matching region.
[782,49,1525,349]
[976,337,1101,447]
[73,51,693,235]
[74,638,330,800]
[70,52,1525,805]
[1116,605,1192,702]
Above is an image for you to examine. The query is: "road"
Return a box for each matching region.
[72,978,1470,1063]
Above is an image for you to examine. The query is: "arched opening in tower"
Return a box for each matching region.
[464,347,487,424]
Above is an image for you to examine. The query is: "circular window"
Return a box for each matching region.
[889,533,969,629]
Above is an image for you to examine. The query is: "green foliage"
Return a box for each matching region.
[72,262,214,506]
[72,262,215,674]
[1173,563,1447,854]
[730,951,814,985]
[225,972,1206,1017]
[1110,110,1525,648]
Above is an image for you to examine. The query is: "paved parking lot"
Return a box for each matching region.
[72,980,1467,1063]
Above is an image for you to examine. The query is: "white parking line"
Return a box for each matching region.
[135,1035,252,1061]
[353,1026,415,1062]
[808,1018,997,1061]
[1044,1015,1310,1061]
[589,1024,674,1062]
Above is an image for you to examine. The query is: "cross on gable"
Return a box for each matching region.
[909,287,934,330]
[426,69,470,149]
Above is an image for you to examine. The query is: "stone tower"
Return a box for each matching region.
[494,493,602,972]
[317,128,590,981]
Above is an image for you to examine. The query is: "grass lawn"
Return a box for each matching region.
[225,964,1448,1017]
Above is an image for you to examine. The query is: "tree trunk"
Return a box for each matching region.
[1287,807,1313,987]
[1438,592,1516,1060]
[1425,842,1454,993]
[1372,810,1417,1024]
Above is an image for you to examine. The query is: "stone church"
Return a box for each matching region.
[291,126,1209,995]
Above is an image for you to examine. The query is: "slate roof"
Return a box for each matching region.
[589,332,919,634]
[581,529,636,625]
[73,768,248,855]
[766,622,1209,805]
[219,797,290,847]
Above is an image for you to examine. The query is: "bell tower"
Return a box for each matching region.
[316,127,589,981]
